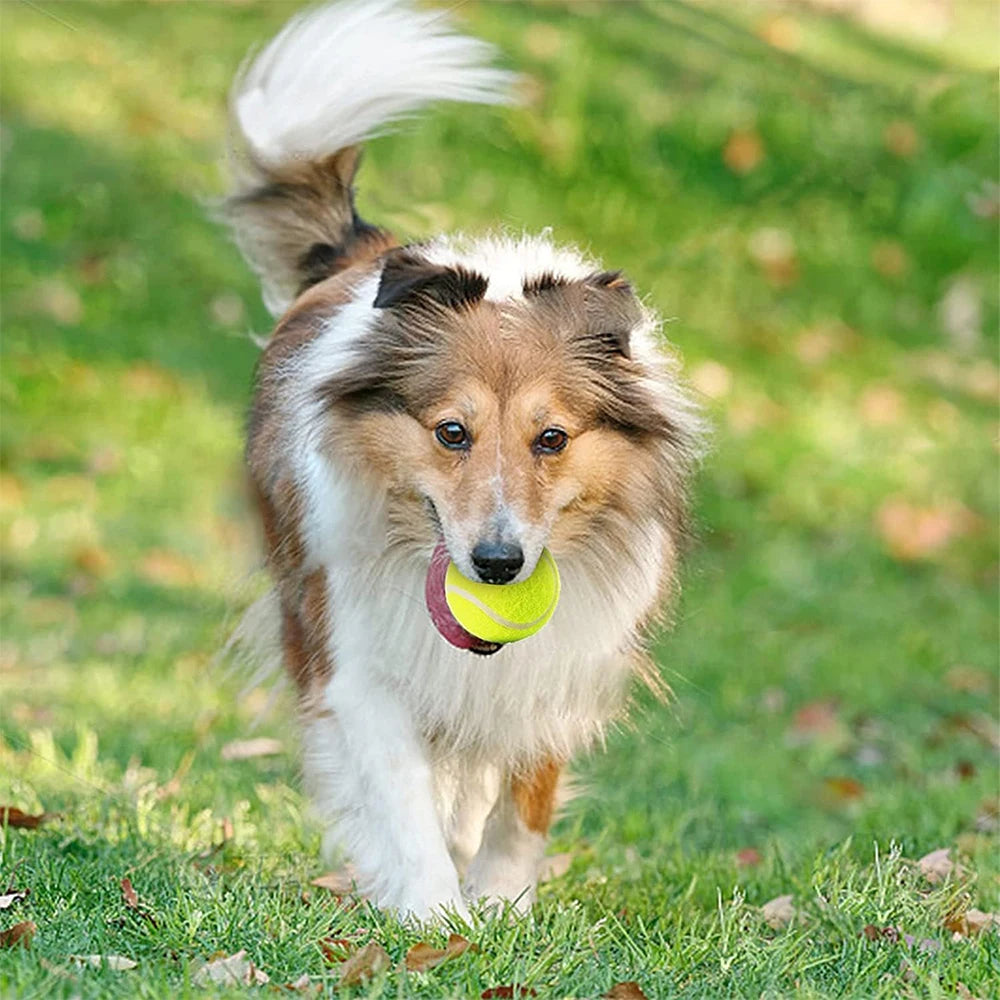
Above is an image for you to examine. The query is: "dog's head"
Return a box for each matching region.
[319,242,698,587]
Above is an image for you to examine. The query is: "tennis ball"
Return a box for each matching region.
[444,548,560,644]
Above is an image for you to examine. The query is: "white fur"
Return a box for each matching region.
[232,0,514,170]
[228,3,702,920]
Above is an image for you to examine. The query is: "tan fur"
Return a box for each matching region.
[510,759,562,834]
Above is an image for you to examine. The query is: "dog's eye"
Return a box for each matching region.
[435,421,469,449]
[535,427,568,454]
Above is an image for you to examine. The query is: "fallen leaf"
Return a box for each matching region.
[120,877,156,926]
[0,921,36,948]
[0,807,51,829]
[918,847,954,884]
[220,738,284,761]
[278,974,320,993]
[69,955,138,971]
[319,938,353,963]
[405,933,473,972]
[823,776,865,802]
[762,894,795,929]
[337,942,390,986]
[481,988,538,999]
[883,120,919,158]
[0,890,29,910]
[736,847,762,868]
[311,867,358,895]
[875,498,973,561]
[945,909,996,938]
[193,950,269,987]
[723,129,764,174]
[957,983,986,1000]
[604,983,650,999]
[139,549,202,588]
[788,700,841,744]
[748,227,798,287]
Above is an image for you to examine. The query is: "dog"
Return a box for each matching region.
[222,0,702,919]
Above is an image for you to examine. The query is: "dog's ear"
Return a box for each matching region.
[374,248,488,310]
[582,270,635,359]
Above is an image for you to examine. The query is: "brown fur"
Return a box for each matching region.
[510,759,562,834]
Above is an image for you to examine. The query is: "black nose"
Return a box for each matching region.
[471,541,524,585]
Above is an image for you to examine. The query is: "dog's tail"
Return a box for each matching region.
[223,0,514,316]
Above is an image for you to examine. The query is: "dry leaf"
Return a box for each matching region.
[278,974,320,994]
[945,909,996,939]
[762,894,795,929]
[787,700,841,744]
[319,938,354,964]
[0,920,36,948]
[337,941,390,986]
[605,983,650,999]
[140,549,202,588]
[0,890,29,910]
[69,955,138,971]
[481,988,538,999]
[0,807,51,829]
[736,848,762,868]
[823,776,865,802]
[221,738,284,761]
[311,867,358,895]
[957,983,986,1000]
[405,933,473,972]
[193,949,269,987]
[918,848,954,885]
[723,129,764,174]
[120,876,156,926]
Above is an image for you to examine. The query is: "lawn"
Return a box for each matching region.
[1,1,997,997]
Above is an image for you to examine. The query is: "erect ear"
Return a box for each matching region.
[582,269,635,359]
[373,247,488,310]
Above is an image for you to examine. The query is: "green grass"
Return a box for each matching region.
[1,1,997,996]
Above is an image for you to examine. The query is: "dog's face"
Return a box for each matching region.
[321,249,682,582]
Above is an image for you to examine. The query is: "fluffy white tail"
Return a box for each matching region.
[224,0,515,315]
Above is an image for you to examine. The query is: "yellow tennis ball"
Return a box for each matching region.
[445,548,560,644]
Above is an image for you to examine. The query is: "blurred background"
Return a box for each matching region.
[0,0,997,991]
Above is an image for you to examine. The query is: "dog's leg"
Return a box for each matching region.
[303,672,467,921]
[463,758,561,913]
[444,764,500,877]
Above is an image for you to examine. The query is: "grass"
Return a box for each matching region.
[1,0,997,996]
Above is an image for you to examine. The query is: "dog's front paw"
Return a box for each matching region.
[384,876,471,925]
[463,861,537,915]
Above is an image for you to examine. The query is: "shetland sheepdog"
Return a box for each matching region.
[222,0,702,919]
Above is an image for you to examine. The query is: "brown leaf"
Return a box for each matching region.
[604,983,650,999]
[278,974,320,994]
[337,942,390,986]
[69,955,138,971]
[945,909,996,939]
[823,776,865,802]
[918,847,955,885]
[311,867,358,895]
[736,847,762,868]
[319,938,353,964]
[0,921,36,948]
[0,807,51,829]
[0,890,29,911]
[121,877,139,909]
[723,129,765,175]
[875,498,974,561]
[193,949,269,986]
[481,988,538,999]
[405,933,473,972]
[221,738,284,761]
[762,894,795,929]
[139,549,202,588]
[120,877,157,926]
[787,700,842,744]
